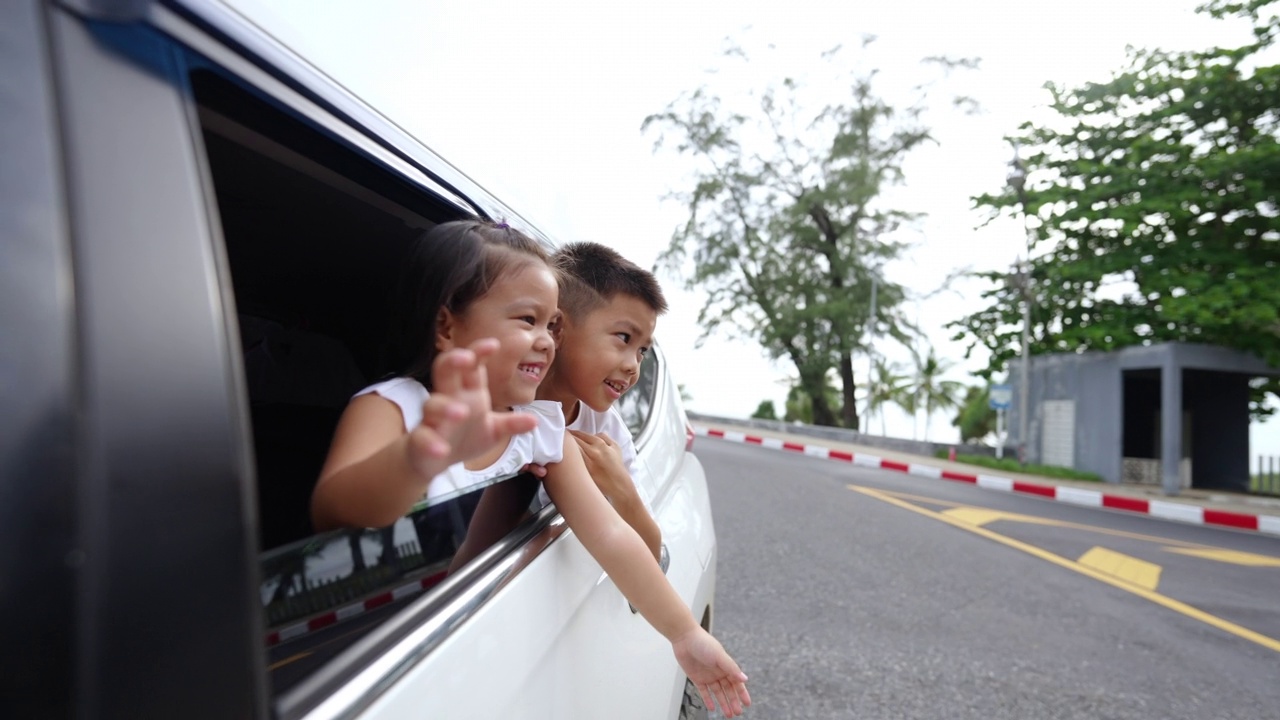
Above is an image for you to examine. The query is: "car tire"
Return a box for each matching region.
[678,678,709,720]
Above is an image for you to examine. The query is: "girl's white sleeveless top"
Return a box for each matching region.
[355,377,564,504]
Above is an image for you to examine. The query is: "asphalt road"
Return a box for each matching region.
[698,437,1280,720]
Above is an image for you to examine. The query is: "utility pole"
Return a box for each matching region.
[1008,143,1034,465]
[1018,258,1032,465]
[865,273,878,433]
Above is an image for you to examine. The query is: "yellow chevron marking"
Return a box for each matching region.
[941,508,1009,527]
[1078,547,1162,591]
[848,484,1280,653]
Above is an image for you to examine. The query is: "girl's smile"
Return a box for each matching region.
[437,263,560,409]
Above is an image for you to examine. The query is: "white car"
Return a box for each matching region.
[0,2,719,718]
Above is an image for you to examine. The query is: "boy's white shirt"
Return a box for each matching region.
[534,401,651,511]
[355,377,564,504]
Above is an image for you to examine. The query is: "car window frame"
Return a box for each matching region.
[46,10,268,716]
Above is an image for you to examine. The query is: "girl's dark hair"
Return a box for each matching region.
[382,219,549,389]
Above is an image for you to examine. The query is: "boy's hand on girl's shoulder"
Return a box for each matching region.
[569,430,631,501]
[408,339,537,473]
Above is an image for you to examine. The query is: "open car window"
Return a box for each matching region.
[188,66,543,705]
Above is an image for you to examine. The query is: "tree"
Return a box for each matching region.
[678,383,694,404]
[784,377,841,424]
[908,345,964,441]
[864,357,912,435]
[645,43,974,428]
[953,385,998,444]
[751,400,779,420]
[950,0,1280,418]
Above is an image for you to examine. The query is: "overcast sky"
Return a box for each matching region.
[222,0,1278,457]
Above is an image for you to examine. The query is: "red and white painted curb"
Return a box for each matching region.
[266,569,447,647]
[695,426,1280,537]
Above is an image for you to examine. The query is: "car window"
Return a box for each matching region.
[616,351,660,438]
[188,67,543,705]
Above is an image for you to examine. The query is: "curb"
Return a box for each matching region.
[695,426,1280,537]
[266,568,447,647]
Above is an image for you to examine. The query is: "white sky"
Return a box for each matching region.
[222,0,1279,458]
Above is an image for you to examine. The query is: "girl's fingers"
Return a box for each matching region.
[724,677,745,716]
[697,683,716,714]
[492,411,537,438]
[432,348,475,396]
[458,338,497,393]
[715,679,737,717]
[421,395,468,426]
[467,337,500,359]
[407,426,451,462]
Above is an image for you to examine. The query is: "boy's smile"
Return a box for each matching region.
[540,293,658,423]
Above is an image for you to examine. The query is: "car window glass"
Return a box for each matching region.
[615,352,659,437]
[189,68,542,704]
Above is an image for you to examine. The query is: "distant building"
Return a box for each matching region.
[1006,342,1279,495]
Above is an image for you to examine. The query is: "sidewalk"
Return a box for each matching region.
[693,420,1280,537]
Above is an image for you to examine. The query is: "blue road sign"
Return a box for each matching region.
[989,384,1013,410]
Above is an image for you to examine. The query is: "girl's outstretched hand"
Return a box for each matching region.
[672,627,751,718]
[407,338,537,472]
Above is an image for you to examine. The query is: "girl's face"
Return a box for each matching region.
[437,263,560,409]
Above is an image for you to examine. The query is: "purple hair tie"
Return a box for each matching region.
[495,221,510,229]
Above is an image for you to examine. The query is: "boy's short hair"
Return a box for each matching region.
[552,242,668,321]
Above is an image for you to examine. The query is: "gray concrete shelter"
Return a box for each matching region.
[1007,342,1279,495]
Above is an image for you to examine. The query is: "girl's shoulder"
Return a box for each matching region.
[353,376,428,432]
[355,375,427,398]
[515,400,565,465]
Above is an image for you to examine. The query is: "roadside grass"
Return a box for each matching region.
[934,450,1104,483]
[1250,475,1280,496]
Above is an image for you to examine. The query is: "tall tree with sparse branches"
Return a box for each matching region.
[645,42,976,427]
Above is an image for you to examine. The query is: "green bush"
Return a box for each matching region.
[934,450,1103,483]
[751,399,779,421]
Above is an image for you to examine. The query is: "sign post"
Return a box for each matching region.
[989,385,1013,459]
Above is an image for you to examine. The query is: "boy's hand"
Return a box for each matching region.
[672,627,751,718]
[406,339,537,474]
[569,430,631,502]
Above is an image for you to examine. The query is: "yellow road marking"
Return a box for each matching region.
[1164,548,1280,567]
[1078,547,1162,591]
[873,488,1223,550]
[942,508,1009,527]
[848,484,1280,654]
[268,651,312,671]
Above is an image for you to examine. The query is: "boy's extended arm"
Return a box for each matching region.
[544,434,750,717]
[569,430,662,562]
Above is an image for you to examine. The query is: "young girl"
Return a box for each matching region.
[310,220,751,718]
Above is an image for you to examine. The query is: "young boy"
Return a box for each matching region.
[537,242,667,562]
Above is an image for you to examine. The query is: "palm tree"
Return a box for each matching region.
[909,345,963,441]
[864,357,911,435]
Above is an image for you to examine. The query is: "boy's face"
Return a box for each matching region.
[553,293,658,413]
